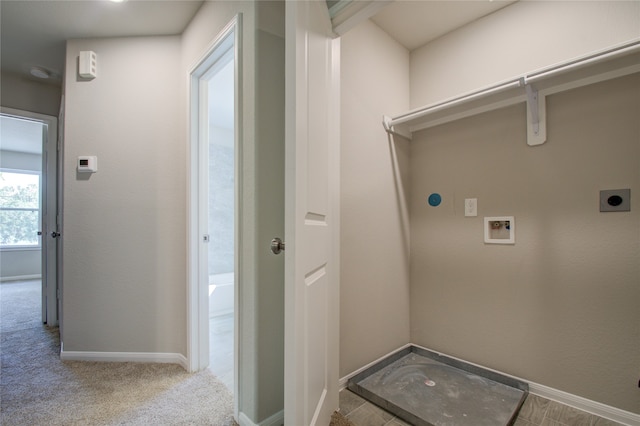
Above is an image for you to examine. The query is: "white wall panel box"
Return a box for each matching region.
[79,51,97,79]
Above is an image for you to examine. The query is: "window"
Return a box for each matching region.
[0,170,41,248]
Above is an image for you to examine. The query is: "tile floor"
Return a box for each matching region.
[208,272,235,393]
[209,313,234,392]
[339,389,625,426]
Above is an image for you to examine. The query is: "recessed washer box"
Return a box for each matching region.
[600,189,630,212]
[484,216,515,245]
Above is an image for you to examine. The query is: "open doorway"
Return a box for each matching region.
[0,108,59,327]
[206,50,235,391]
[188,17,239,403]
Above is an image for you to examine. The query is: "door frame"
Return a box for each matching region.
[187,11,242,403]
[1,106,60,326]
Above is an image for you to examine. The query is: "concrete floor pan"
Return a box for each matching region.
[347,346,528,426]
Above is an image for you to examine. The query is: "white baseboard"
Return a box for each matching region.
[338,342,413,389]
[528,382,640,426]
[60,348,188,370]
[238,410,284,426]
[340,343,640,426]
[237,412,255,426]
[0,274,41,282]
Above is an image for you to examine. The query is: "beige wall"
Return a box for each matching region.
[410,73,640,413]
[340,19,411,378]
[62,2,285,424]
[405,1,640,414]
[1,71,61,117]
[0,249,40,280]
[62,36,184,354]
[341,0,640,415]
[410,1,640,107]
[254,24,286,423]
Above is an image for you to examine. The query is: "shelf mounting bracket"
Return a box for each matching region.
[383,115,412,140]
[525,84,546,146]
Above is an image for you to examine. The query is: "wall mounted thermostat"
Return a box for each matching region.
[77,156,98,173]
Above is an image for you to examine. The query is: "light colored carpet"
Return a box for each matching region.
[1,280,235,426]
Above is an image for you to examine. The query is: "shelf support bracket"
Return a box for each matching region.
[383,115,412,140]
[525,84,546,146]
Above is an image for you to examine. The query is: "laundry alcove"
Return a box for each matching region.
[338,1,640,423]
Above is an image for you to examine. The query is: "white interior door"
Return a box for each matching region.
[42,117,59,326]
[284,1,340,425]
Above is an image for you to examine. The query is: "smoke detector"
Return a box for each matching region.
[29,66,51,79]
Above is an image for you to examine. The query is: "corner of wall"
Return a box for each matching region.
[339,18,411,378]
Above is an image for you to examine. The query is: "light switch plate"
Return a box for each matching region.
[464,198,477,217]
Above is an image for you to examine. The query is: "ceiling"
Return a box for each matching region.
[1,0,516,87]
[371,1,516,51]
[0,0,204,86]
[0,0,518,152]
[1,1,517,154]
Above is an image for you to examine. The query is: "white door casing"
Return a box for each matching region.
[187,15,240,387]
[0,107,59,326]
[284,1,340,425]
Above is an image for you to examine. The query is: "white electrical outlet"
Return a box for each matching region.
[464,198,477,217]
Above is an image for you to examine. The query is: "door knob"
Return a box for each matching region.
[51,232,60,238]
[270,237,285,255]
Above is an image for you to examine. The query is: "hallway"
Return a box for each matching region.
[0,280,235,425]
